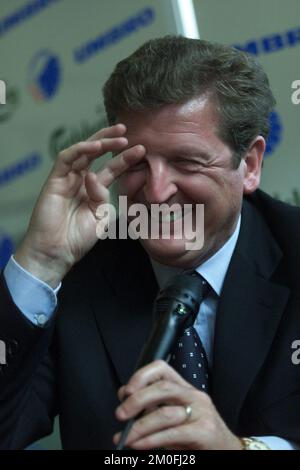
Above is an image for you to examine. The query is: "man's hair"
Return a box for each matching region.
[103,35,276,167]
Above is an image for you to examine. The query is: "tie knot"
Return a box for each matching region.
[184,270,210,299]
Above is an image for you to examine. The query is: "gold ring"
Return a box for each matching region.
[184,404,192,421]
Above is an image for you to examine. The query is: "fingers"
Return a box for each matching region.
[116,380,199,422]
[114,360,210,450]
[97,144,146,187]
[84,172,110,205]
[118,360,192,403]
[119,422,199,450]
[115,399,214,450]
[113,405,187,447]
[83,144,146,208]
[51,124,129,178]
[87,123,126,142]
[52,138,127,177]
[73,123,128,173]
[71,137,129,173]
[114,360,238,451]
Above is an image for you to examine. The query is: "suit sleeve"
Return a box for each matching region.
[0,273,58,449]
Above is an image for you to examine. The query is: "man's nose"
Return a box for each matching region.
[142,157,177,203]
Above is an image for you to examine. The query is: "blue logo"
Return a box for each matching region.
[28,50,61,102]
[0,0,61,39]
[265,111,283,156]
[0,153,42,187]
[74,7,155,64]
[0,232,14,269]
[233,26,300,56]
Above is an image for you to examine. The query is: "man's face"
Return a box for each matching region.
[117,96,260,268]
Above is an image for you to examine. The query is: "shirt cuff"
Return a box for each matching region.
[3,255,61,327]
[253,435,300,450]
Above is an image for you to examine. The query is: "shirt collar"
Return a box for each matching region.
[150,215,241,297]
[195,215,241,296]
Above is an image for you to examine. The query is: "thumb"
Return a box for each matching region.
[85,172,117,240]
[85,171,110,209]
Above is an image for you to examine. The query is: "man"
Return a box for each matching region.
[0,36,299,450]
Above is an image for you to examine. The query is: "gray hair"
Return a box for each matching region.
[103,35,276,167]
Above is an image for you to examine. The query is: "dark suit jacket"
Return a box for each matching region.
[0,189,300,449]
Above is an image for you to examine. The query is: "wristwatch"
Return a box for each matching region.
[240,437,270,450]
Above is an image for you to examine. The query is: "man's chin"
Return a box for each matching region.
[139,237,192,263]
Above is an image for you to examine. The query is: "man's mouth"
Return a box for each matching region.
[147,207,184,223]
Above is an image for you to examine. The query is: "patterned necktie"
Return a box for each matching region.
[169,274,211,393]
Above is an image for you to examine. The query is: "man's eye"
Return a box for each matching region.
[127,162,147,172]
[174,159,201,169]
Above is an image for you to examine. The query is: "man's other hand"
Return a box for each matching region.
[114,360,242,450]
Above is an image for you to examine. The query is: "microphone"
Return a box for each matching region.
[116,270,205,450]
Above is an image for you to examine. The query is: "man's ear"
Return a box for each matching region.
[242,136,265,194]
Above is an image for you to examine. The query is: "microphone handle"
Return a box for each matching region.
[115,418,136,450]
[116,302,192,450]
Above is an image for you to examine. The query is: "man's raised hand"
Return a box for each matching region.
[15,124,145,287]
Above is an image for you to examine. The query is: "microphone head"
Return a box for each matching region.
[154,271,205,326]
[135,272,205,370]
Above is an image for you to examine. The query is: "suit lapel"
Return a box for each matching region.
[91,238,158,386]
[212,200,290,430]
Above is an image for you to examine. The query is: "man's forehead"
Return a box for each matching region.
[118,97,219,135]
[177,96,213,116]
